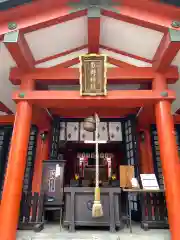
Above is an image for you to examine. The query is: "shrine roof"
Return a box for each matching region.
[0,0,180,116]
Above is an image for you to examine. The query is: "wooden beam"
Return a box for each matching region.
[0,1,87,36]
[88,7,100,54]
[35,45,87,65]
[0,0,179,38]
[50,58,80,68]
[102,0,180,32]
[10,66,179,85]
[107,57,138,68]
[153,29,180,72]
[0,115,14,125]
[174,114,180,124]
[50,107,139,118]
[4,30,35,70]
[0,102,13,114]
[12,89,175,109]
[175,109,180,114]
[101,45,152,64]
[0,108,51,127]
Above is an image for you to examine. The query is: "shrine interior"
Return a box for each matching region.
[57,119,125,184]
[43,117,138,224]
[64,142,125,187]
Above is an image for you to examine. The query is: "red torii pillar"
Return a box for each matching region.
[0,77,34,240]
[153,73,180,240]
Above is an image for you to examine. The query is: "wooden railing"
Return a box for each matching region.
[141,192,169,230]
[18,192,44,232]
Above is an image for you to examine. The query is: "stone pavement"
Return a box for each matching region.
[17,223,170,240]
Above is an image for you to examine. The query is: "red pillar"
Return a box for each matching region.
[153,74,180,240]
[0,77,34,240]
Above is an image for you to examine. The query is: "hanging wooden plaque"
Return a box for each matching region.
[79,54,107,96]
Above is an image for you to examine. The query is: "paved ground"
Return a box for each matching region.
[17,223,170,240]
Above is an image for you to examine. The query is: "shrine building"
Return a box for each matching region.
[0,0,180,240]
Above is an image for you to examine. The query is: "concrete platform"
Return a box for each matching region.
[16,223,170,240]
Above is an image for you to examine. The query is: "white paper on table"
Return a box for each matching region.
[55,164,61,177]
[140,174,159,190]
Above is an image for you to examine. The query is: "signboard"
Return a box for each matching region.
[42,160,65,206]
[79,54,107,96]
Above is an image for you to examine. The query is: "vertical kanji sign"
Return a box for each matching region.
[79,54,107,96]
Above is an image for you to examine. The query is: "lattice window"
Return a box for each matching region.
[23,127,38,192]
[124,119,137,169]
[0,127,12,196]
[0,126,37,196]
[123,116,140,215]
[50,119,60,159]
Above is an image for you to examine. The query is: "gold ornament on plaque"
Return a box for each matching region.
[79,54,107,96]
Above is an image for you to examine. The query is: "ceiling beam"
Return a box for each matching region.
[102,0,180,32]
[36,58,80,70]
[51,58,80,68]
[0,0,179,38]
[152,29,180,72]
[0,107,51,126]
[35,45,87,65]
[50,107,139,118]
[88,7,101,54]
[0,102,13,114]
[9,65,179,85]
[0,115,14,125]
[0,1,87,36]
[100,45,152,64]
[12,89,175,109]
[175,109,180,114]
[4,30,35,70]
[107,57,138,68]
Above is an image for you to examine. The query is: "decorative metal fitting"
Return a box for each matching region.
[171,21,180,28]
[18,92,25,98]
[160,91,168,97]
[8,22,17,30]
[40,130,48,141]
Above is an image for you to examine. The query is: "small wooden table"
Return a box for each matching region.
[122,188,165,233]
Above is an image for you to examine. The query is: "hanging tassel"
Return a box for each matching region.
[92,113,103,218]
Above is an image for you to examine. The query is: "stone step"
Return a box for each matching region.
[17,234,120,240]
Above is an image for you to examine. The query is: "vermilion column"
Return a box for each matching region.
[0,77,34,240]
[153,74,180,240]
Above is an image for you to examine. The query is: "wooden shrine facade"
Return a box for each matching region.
[1,62,180,240]
[0,0,179,240]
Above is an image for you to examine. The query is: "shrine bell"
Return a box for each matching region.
[83,116,96,132]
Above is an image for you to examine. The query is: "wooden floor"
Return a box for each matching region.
[17,222,170,240]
